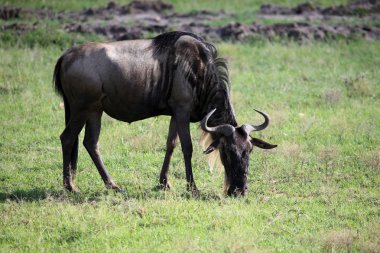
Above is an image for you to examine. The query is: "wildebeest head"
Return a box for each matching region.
[201,109,277,196]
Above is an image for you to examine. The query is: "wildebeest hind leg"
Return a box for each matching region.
[83,111,121,191]
[70,138,79,179]
[159,117,178,190]
[63,104,79,185]
[61,111,88,192]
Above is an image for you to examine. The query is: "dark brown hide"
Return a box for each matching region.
[53,31,276,196]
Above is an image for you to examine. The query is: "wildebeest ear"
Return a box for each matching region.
[203,139,220,154]
[251,138,277,149]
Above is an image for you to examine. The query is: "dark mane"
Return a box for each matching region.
[152,31,204,57]
[203,56,235,127]
[151,31,236,127]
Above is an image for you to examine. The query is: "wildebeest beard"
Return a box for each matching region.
[220,143,249,196]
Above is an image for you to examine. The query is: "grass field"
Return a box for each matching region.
[1,0,379,252]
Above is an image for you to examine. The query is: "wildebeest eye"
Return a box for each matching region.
[242,151,247,158]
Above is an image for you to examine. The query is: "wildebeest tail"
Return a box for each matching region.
[53,54,65,97]
[53,54,70,126]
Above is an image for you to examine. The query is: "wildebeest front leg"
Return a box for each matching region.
[173,110,199,196]
[83,112,121,191]
[159,117,178,190]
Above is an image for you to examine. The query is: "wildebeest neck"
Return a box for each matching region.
[150,31,237,126]
[203,90,237,128]
[200,59,237,128]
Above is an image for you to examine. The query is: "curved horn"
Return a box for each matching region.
[201,109,235,136]
[241,109,270,134]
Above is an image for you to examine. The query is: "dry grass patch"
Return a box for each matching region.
[343,74,375,97]
[357,224,380,253]
[128,132,164,152]
[322,229,357,253]
[268,108,289,126]
[358,121,378,142]
[318,146,341,182]
[361,149,380,171]
[323,88,343,105]
[299,114,320,134]
[329,116,349,133]
[280,142,304,159]
[229,243,274,253]
[319,146,340,165]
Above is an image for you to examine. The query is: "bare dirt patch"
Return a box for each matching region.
[260,0,380,17]
[0,6,22,20]
[61,1,231,41]
[218,22,380,41]
[2,0,380,42]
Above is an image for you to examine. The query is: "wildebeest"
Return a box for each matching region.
[53,31,276,196]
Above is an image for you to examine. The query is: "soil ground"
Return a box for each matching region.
[1,0,380,42]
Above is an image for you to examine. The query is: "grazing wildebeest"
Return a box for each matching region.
[53,31,276,196]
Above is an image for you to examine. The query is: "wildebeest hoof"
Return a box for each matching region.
[187,184,200,198]
[106,182,122,192]
[64,183,79,193]
[192,189,200,199]
[116,188,126,194]
[227,187,247,197]
[160,181,171,190]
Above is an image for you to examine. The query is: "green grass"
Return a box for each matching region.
[1,39,379,253]
[1,0,379,252]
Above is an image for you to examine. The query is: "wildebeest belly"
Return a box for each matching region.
[101,94,172,123]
